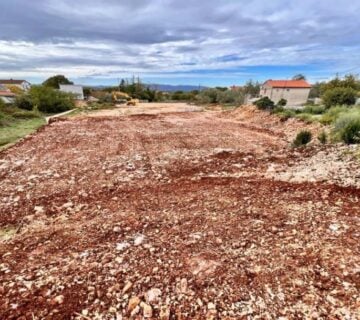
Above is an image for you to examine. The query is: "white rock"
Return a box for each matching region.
[134,234,145,246]
[116,242,130,251]
[145,288,162,304]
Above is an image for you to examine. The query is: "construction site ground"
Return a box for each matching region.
[0,103,359,319]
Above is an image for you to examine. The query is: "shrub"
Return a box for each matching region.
[14,95,33,110]
[333,113,360,144]
[303,105,326,115]
[319,106,349,125]
[217,90,244,105]
[292,130,312,147]
[295,113,315,124]
[277,98,287,107]
[322,87,357,108]
[278,109,296,121]
[29,86,74,113]
[195,88,244,105]
[196,89,220,104]
[254,97,275,110]
[272,106,285,114]
[318,131,327,144]
[340,121,360,144]
[11,110,41,119]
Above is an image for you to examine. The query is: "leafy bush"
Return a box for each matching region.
[254,97,275,110]
[292,130,312,147]
[322,87,357,108]
[196,89,220,104]
[332,112,360,144]
[29,86,74,113]
[279,109,296,121]
[277,98,287,107]
[11,110,41,119]
[319,106,349,125]
[217,90,244,105]
[195,88,244,106]
[340,121,360,144]
[318,131,327,144]
[295,113,315,124]
[303,105,326,115]
[271,106,285,114]
[14,95,33,110]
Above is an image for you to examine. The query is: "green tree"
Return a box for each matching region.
[292,74,306,80]
[322,87,357,108]
[43,75,73,89]
[320,74,360,95]
[309,82,322,98]
[244,80,260,97]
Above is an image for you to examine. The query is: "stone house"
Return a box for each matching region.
[259,80,311,106]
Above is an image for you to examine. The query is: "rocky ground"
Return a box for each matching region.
[0,105,359,319]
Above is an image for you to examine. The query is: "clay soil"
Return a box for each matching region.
[0,104,359,319]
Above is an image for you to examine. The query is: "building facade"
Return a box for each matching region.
[0,79,31,91]
[59,85,85,100]
[260,80,311,106]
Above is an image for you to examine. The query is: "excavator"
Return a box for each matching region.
[112,91,139,106]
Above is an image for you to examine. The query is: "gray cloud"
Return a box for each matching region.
[0,0,359,82]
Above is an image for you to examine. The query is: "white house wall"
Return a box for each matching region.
[260,85,310,106]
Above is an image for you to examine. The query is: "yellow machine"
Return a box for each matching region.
[112,91,138,106]
[127,99,139,106]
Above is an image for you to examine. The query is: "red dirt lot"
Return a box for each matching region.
[0,108,359,319]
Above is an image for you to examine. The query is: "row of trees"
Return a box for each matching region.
[310,74,360,108]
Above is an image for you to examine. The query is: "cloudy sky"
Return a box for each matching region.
[1,0,360,86]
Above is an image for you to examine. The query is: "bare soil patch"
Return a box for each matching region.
[0,106,359,319]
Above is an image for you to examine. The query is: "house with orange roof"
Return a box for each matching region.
[260,79,311,106]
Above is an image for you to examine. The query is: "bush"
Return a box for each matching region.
[217,90,244,105]
[303,105,326,115]
[340,121,360,144]
[14,95,33,110]
[319,106,349,125]
[318,131,327,144]
[254,97,275,110]
[277,98,287,107]
[11,110,41,119]
[271,106,285,114]
[278,109,296,121]
[196,89,220,104]
[292,130,312,147]
[295,113,315,124]
[332,112,360,144]
[322,87,357,108]
[195,88,244,105]
[29,86,74,113]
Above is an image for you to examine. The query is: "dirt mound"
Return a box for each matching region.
[226,105,323,142]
